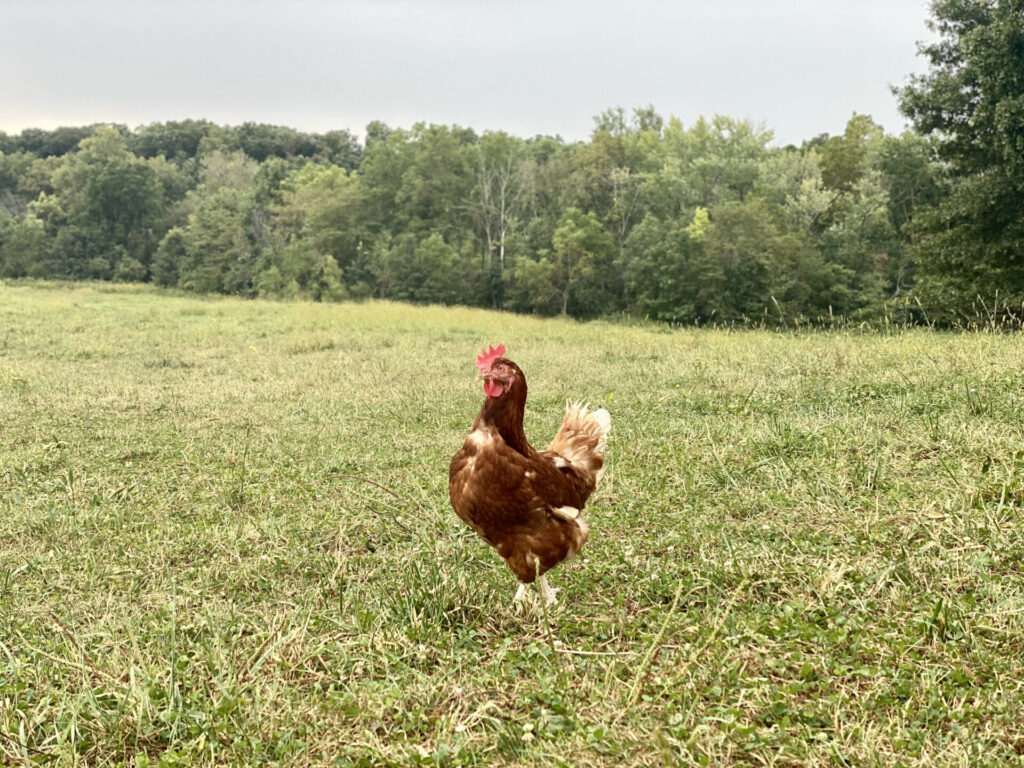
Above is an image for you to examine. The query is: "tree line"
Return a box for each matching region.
[1,0,1020,326]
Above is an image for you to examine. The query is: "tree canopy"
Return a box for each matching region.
[896,0,1024,321]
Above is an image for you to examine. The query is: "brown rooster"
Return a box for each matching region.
[449,344,610,608]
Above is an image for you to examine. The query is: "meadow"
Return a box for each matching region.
[2,282,1024,767]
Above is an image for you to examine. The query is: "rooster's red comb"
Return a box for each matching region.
[476,343,506,371]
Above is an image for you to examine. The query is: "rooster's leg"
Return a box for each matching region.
[537,575,559,607]
[512,583,530,611]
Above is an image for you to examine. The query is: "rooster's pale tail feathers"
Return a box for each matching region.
[547,402,611,486]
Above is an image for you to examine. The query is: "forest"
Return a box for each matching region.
[0,0,1020,326]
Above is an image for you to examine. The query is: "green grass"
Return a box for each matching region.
[3,281,1024,767]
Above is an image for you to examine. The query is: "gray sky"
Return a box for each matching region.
[1,0,935,146]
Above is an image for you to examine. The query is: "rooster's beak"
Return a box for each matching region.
[476,370,490,381]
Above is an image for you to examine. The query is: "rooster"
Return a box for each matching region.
[449,344,610,608]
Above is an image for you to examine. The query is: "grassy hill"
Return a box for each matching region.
[3,282,1024,766]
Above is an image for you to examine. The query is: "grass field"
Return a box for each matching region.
[3,282,1024,767]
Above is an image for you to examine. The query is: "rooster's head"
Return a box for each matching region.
[475,343,519,398]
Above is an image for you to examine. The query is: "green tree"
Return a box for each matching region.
[876,132,947,297]
[817,114,885,195]
[176,186,257,294]
[151,227,186,287]
[574,108,663,279]
[509,257,559,315]
[367,232,465,304]
[622,214,700,322]
[0,213,47,277]
[357,126,411,236]
[469,131,528,307]
[0,151,42,215]
[408,233,463,304]
[317,129,363,171]
[127,119,216,163]
[662,116,774,211]
[16,156,64,202]
[393,123,477,237]
[50,126,165,277]
[259,239,346,301]
[234,123,319,162]
[526,207,616,317]
[895,0,1024,319]
[818,171,895,313]
[14,125,102,157]
[113,253,147,282]
[693,201,773,321]
[161,149,260,294]
[268,163,363,282]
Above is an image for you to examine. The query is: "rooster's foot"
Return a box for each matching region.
[538,575,559,607]
[513,583,531,612]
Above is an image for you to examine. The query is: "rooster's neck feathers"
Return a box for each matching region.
[476,363,530,455]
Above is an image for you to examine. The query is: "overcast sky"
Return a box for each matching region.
[2,0,935,146]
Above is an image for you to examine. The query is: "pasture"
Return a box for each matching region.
[2,282,1024,766]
